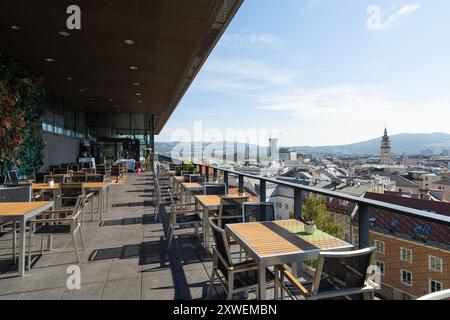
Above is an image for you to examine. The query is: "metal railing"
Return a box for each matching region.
[166,159,450,250]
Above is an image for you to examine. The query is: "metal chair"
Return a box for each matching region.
[417,289,450,300]
[275,247,378,300]
[216,196,249,228]
[6,170,20,183]
[166,192,202,251]
[189,174,205,183]
[204,183,227,196]
[71,172,88,183]
[49,165,60,173]
[207,217,274,300]
[34,172,48,183]
[242,202,275,223]
[52,168,68,175]
[28,195,86,266]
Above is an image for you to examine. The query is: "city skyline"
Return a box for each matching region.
[157,0,450,147]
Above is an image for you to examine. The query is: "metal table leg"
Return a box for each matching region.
[18,217,26,276]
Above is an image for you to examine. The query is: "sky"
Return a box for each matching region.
[157,0,450,147]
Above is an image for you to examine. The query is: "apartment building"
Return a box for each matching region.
[328,193,450,299]
[433,178,450,202]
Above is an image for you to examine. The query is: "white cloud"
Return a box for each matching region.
[220,33,282,49]
[371,4,421,31]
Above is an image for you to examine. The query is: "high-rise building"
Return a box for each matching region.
[381,127,392,165]
[268,138,279,162]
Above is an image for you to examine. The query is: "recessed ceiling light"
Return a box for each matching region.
[109,98,114,102]
[59,30,70,37]
[79,89,85,92]
[136,93,141,96]
[66,77,73,81]
[133,82,140,86]
[88,97,94,101]
[11,25,21,31]
[137,100,142,103]
[45,58,56,62]
[129,66,138,71]
[124,39,135,45]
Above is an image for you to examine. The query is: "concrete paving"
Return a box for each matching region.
[0,173,271,300]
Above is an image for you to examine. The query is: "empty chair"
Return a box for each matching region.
[28,195,86,265]
[111,165,123,183]
[60,163,69,170]
[34,172,48,183]
[6,170,20,183]
[204,183,227,196]
[52,168,68,175]
[207,217,274,300]
[189,174,205,183]
[68,164,80,172]
[71,172,88,183]
[49,165,60,173]
[181,171,194,182]
[242,202,275,223]
[166,192,202,251]
[275,247,378,300]
[216,195,249,228]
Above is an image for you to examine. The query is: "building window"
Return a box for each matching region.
[400,248,412,263]
[429,256,443,272]
[400,269,413,287]
[374,240,385,255]
[284,204,289,210]
[429,280,443,293]
[376,260,385,275]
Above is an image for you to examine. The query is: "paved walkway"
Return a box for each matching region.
[0,173,225,300]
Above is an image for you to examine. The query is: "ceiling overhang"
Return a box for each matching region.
[0,0,243,134]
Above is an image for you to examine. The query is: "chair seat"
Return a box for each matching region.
[34,224,71,234]
[234,267,274,289]
[176,214,202,225]
[281,275,352,300]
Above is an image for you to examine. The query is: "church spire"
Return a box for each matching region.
[382,126,390,142]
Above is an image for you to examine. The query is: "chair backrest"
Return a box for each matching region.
[189,174,205,183]
[71,172,87,183]
[417,289,450,300]
[209,217,233,280]
[60,183,84,207]
[0,185,32,202]
[53,168,68,174]
[242,202,275,223]
[311,247,377,296]
[34,172,48,183]
[69,164,80,172]
[49,165,60,172]
[7,170,19,183]
[181,171,194,181]
[204,183,227,195]
[60,163,69,169]
[217,196,248,226]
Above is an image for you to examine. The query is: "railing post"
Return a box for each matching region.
[260,180,266,203]
[205,166,209,182]
[294,188,303,220]
[224,171,229,188]
[197,164,202,175]
[213,168,218,182]
[359,204,370,249]
[238,174,244,191]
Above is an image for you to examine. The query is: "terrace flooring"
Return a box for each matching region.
[0,173,271,300]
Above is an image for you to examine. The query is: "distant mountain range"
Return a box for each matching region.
[290,133,450,155]
[155,133,450,157]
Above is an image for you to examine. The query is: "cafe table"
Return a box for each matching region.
[0,201,54,276]
[180,182,204,204]
[171,176,185,193]
[226,219,353,300]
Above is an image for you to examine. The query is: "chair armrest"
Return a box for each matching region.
[86,192,95,200]
[277,265,310,298]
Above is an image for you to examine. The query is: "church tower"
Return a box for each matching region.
[380,127,392,165]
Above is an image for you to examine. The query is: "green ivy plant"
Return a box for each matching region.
[0,52,46,178]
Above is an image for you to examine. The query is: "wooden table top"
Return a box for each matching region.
[0,201,53,217]
[195,194,257,208]
[173,176,185,181]
[226,219,352,258]
[181,182,203,189]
